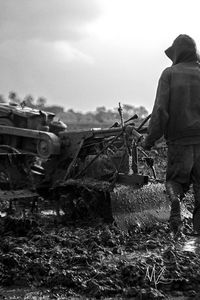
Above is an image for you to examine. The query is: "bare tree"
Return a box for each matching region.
[36,97,47,109]
[23,94,35,107]
[8,91,20,104]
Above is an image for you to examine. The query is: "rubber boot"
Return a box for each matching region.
[169,199,182,235]
[193,201,200,235]
[166,182,182,235]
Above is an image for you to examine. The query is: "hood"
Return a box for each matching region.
[165,34,199,64]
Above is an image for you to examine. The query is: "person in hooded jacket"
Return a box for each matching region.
[142,34,200,235]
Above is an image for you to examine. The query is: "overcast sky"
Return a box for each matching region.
[0,0,200,113]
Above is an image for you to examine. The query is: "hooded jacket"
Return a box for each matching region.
[145,34,200,147]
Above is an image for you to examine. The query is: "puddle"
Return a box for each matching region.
[182,236,200,255]
[41,209,57,216]
[41,209,66,216]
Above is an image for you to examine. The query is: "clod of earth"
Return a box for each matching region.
[0,148,200,299]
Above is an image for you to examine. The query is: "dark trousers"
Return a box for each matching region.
[166,143,200,232]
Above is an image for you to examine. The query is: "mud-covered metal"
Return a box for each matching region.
[0,102,161,226]
[0,152,40,215]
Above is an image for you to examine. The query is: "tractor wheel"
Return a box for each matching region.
[0,118,17,148]
[0,145,21,189]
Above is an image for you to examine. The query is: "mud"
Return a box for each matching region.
[0,208,199,300]
[0,147,200,299]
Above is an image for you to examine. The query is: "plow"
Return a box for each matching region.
[0,102,173,229]
[0,102,197,299]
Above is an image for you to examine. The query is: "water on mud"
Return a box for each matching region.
[183,236,200,255]
[41,209,57,215]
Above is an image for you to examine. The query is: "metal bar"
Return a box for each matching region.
[132,142,138,174]
[75,131,124,178]
[116,173,148,185]
[137,114,151,132]
[63,138,85,181]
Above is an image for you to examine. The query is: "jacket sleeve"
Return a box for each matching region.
[145,68,171,148]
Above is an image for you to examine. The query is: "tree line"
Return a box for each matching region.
[0,91,149,129]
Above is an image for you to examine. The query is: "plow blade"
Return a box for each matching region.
[111,183,192,231]
[49,178,192,229]
[116,173,148,186]
[111,183,170,231]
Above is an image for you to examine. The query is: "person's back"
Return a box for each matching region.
[167,61,200,144]
[145,34,200,147]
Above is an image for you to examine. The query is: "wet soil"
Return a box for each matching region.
[0,147,200,299]
[0,210,199,300]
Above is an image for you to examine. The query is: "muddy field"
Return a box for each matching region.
[0,148,200,299]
